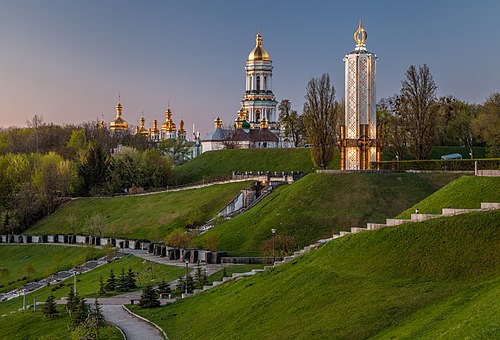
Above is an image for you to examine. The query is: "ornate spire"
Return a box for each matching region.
[116,95,123,116]
[354,19,368,49]
[215,117,223,129]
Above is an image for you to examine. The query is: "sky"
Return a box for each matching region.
[0,0,498,137]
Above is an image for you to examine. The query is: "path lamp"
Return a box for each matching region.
[185,260,189,295]
[23,289,26,310]
[271,229,276,263]
[74,272,77,294]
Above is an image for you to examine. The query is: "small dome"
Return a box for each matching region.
[248,32,270,61]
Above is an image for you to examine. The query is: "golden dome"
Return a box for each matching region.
[248,32,270,61]
[178,119,186,134]
[214,117,223,129]
[110,98,128,130]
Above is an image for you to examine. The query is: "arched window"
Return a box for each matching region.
[264,76,267,91]
[255,109,261,122]
[256,76,260,91]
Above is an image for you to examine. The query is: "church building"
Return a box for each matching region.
[202,32,280,152]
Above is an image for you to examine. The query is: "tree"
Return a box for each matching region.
[71,298,90,327]
[164,228,196,248]
[303,73,339,169]
[472,93,500,157]
[176,274,195,294]
[158,139,192,165]
[116,269,128,292]
[105,269,116,291]
[126,267,137,290]
[139,283,160,308]
[399,64,438,160]
[157,278,172,296]
[43,294,58,319]
[98,276,106,296]
[377,96,407,160]
[278,99,306,147]
[24,263,36,282]
[66,286,77,315]
[194,265,208,289]
[85,213,107,237]
[261,234,297,258]
[77,142,111,195]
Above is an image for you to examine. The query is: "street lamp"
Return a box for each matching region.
[184,260,189,295]
[271,229,276,263]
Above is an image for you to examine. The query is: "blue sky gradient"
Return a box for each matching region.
[0,0,498,135]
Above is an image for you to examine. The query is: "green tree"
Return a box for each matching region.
[43,294,58,319]
[472,93,500,157]
[126,267,137,290]
[303,73,339,169]
[139,283,160,308]
[77,143,111,195]
[399,64,438,160]
[158,139,192,165]
[194,265,208,289]
[71,298,90,327]
[98,276,106,296]
[157,278,172,296]
[66,286,77,315]
[105,269,116,291]
[176,274,195,294]
[116,269,128,292]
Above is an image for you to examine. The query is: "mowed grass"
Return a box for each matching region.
[0,254,184,315]
[398,176,500,218]
[0,245,105,293]
[131,210,500,339]
[28,181,251,240]
[198,172,461,256]
[0,308,122,340]
[174,148,339,184]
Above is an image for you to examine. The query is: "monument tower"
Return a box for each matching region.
[339,21,381,170]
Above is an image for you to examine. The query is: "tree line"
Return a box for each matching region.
[0,118,192,234]
[279,65,499,169]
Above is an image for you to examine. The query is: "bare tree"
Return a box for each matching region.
[303,73,339,169]
[399,64,438,160]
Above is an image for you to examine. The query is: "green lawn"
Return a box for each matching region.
[198,172,461,256]
[0,254,184,315]
[130,210,500,339]
[0,245,105,293]
[174,148,339,184]
[0,307,122,340]
[397,176,500,218]
[28,181,251,240]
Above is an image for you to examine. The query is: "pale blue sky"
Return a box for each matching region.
[0,0,498,135]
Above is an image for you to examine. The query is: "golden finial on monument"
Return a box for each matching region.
[354,19,367,47]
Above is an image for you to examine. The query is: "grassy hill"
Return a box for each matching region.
[28,181,251,240]
[174,148,340,184]
[0,245,105,293]
[397,176,500,219]
[198,172,461,256]
[131,210,500,339]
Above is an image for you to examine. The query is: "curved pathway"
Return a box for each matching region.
[101,304,163,340]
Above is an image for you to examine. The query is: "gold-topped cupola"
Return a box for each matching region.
[248,32,270,61]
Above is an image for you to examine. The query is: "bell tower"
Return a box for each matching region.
[241,32,278,130]
[340,20,382,170]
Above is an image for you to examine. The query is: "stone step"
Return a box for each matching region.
[203,285,212,290]
[251,269,264,273]
[294,251,302,256]
[481,202,500,210]
[284,256,294,261]
[222,276,232,282]
[350,227,367,234]
[263,266,273,270]
[442,208,481,216]
[339,231,351,236]
[410,214,441,222]
[212,281,223,287]
[385,218,411,226]
[231,273,242,278]
[193,289,203,295]
[366,223,385,230]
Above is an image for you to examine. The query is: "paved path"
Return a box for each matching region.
[101,304,163,340]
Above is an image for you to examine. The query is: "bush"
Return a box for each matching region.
[372,158,500,171]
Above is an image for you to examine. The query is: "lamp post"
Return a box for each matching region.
[184,260,189,295]
[271,228,276,263]
[74,272,77,294]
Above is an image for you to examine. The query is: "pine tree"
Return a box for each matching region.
[176,274,195,294]
[98,276,106,296]
[116,269,128,292]
[194,266,208,289]
[92,298,105,326]
[139,283,160,308]
[105,269,116,291]
[157,278,171,296]
[126,267,137,289]
[43,294,58,319]
[71,298,90,327]
[66,286,77,315]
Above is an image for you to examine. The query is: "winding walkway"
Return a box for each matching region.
[101,305,163,340]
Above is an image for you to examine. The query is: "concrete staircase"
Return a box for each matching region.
[186,202,499,297]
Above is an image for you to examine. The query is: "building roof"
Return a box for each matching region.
[249,128,279,142]
[202,128,229,142]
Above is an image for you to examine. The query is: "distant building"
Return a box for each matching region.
[202,32,281,153]
[109,97,129,133]
[339,21,382,170]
